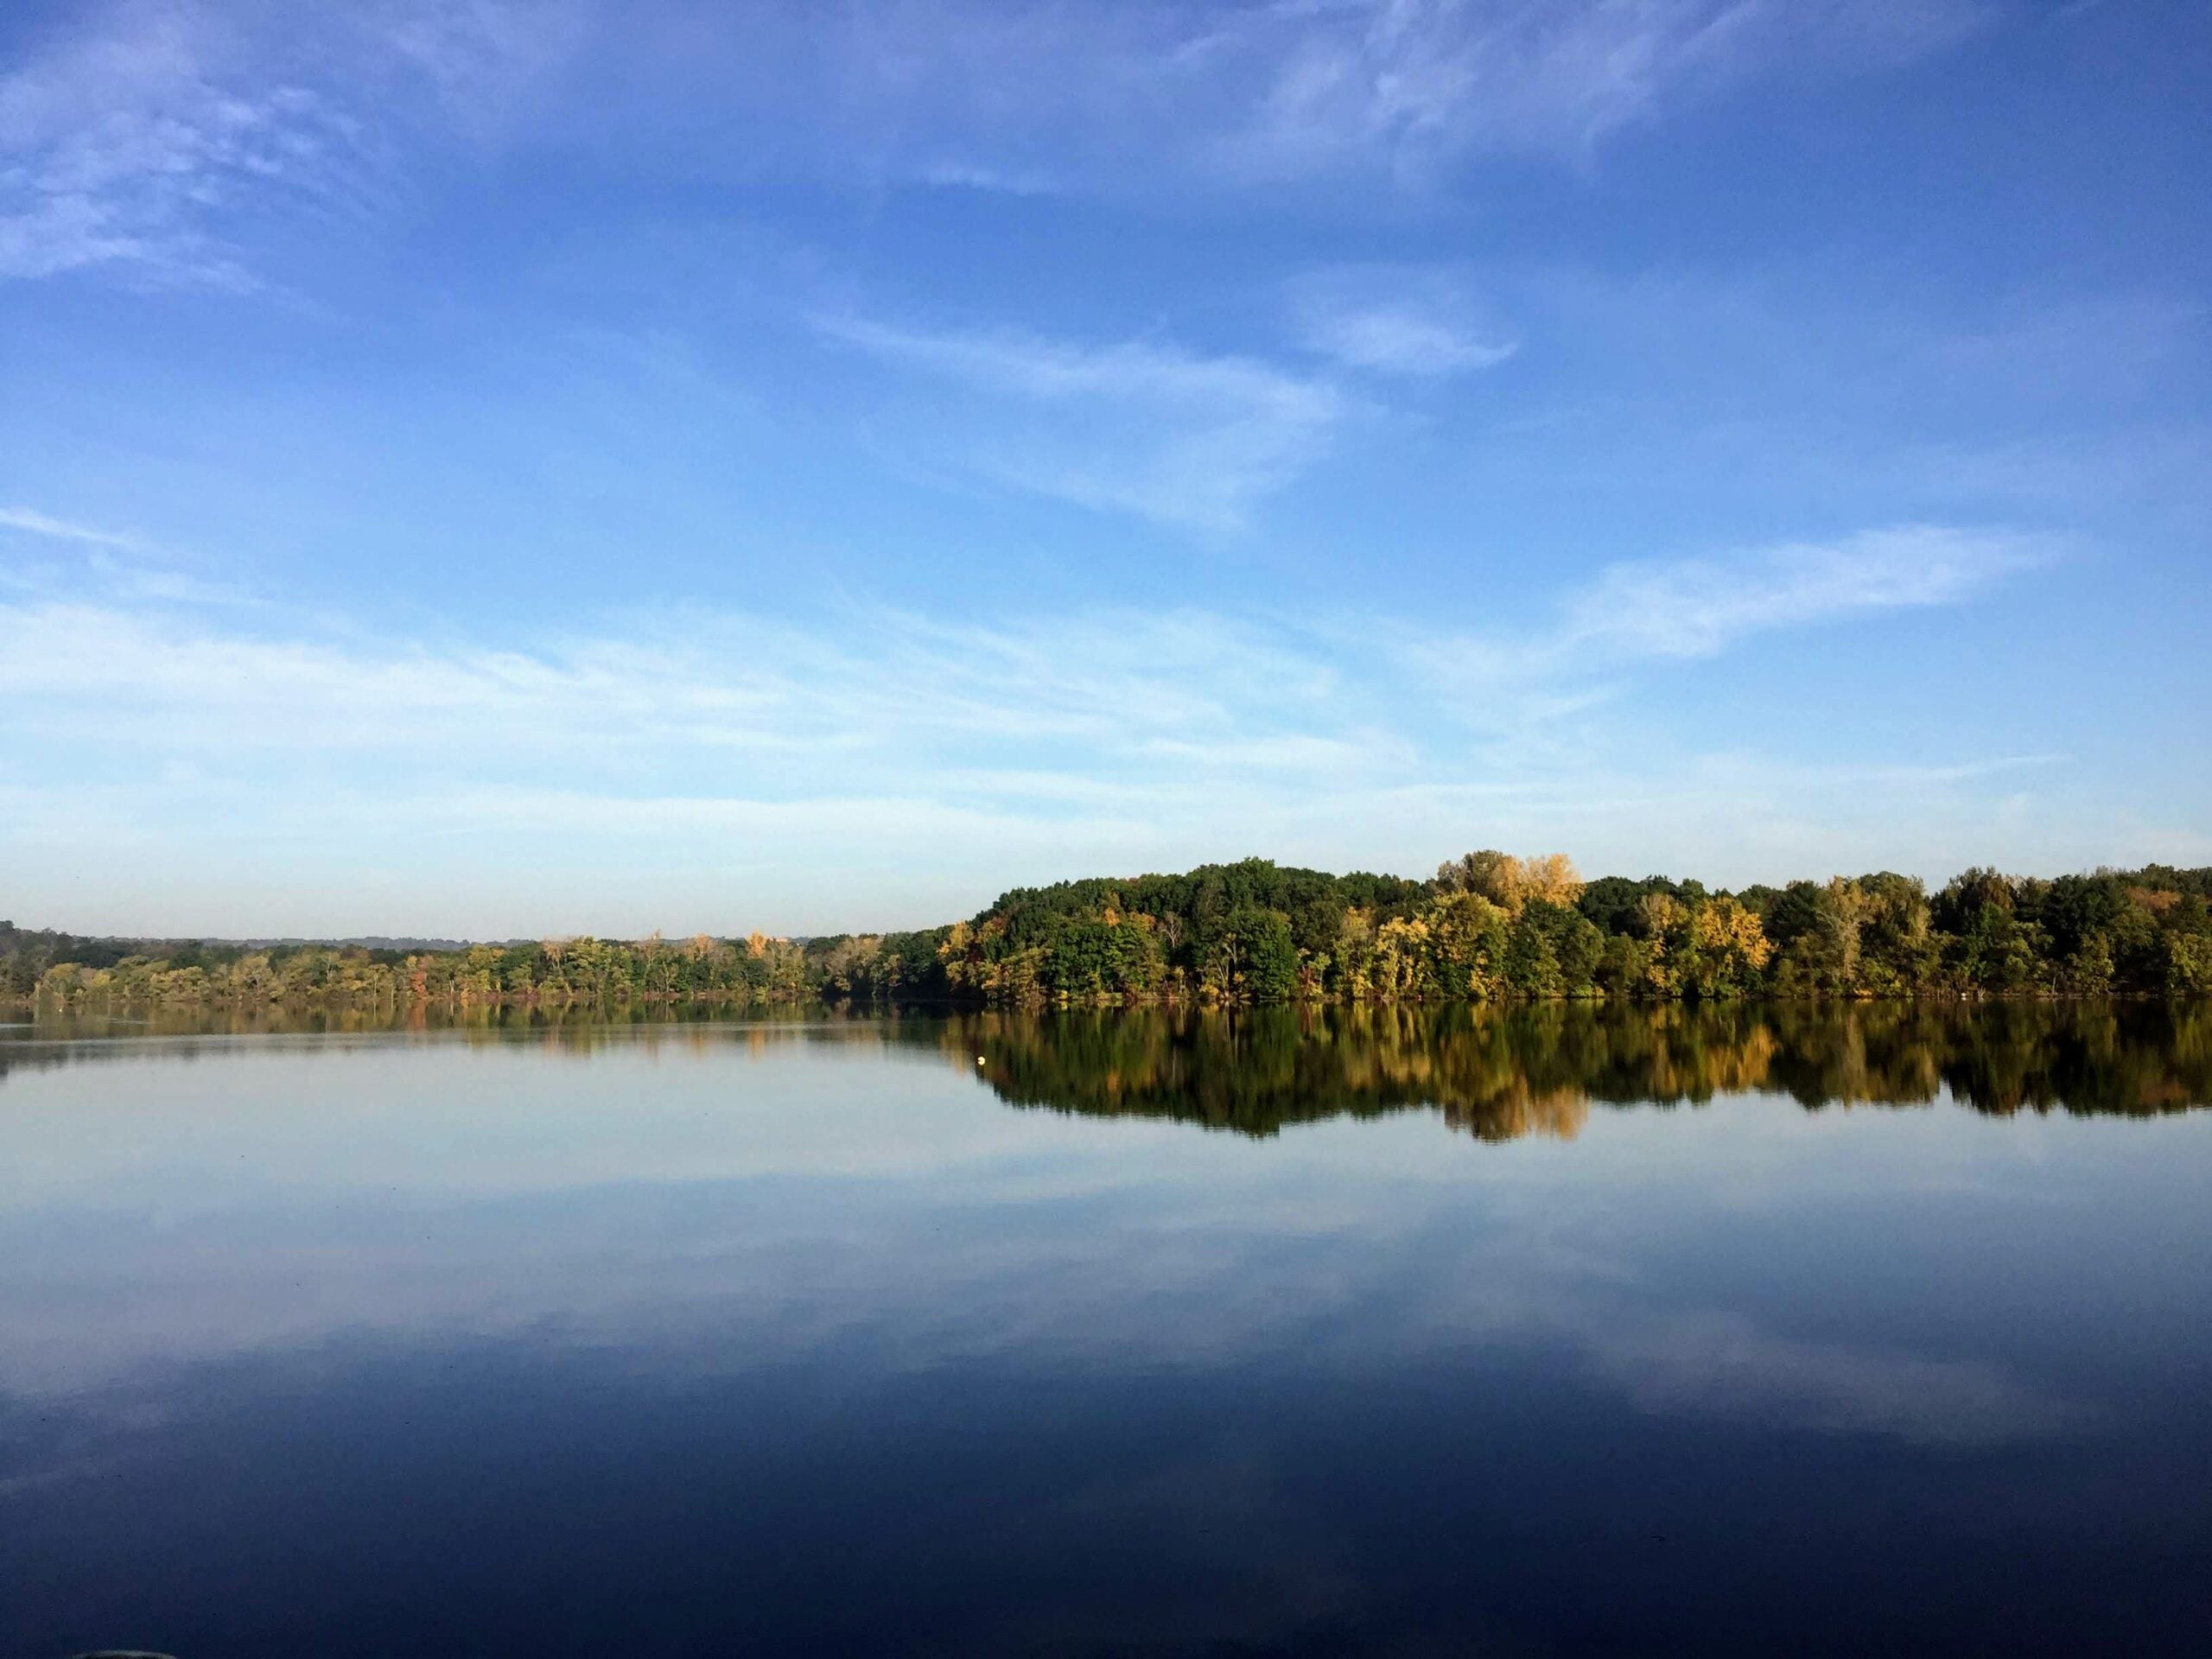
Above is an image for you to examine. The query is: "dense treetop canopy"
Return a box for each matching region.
[9,854,2212,1011]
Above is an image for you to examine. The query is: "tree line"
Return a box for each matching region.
[8,850,2212,1013]
[908,852,2212,1002]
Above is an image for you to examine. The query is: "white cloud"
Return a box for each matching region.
[1211,0,1986,178]
[0,3,347,285]
[1555,524,2047,662]
[1,1,1986,288]
[369,0,586,115]
[0,0,572,285]
[0,589,1379,780]
[0,505,143,550]
[1286,265,1517,377]
[0,516,2089,934]
[910,158,1060,197]
[1423,524,2047,701]
[0,527,2040,781]
[819,315,1351,531]
[673,0,1986,189]
[0,505,264,607]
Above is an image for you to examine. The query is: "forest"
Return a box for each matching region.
[7,851,2212,1014]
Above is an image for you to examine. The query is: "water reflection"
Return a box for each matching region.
[950,1002,2212,1135]
[3,1006,2210,1656]
[8,1001,2207,1133]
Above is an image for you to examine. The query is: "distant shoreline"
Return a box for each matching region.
[8,850,2210,1010]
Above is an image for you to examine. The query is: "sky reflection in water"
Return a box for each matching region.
[4,1007,2210,1656]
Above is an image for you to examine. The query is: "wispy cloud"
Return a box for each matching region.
[0,2,1989,289]
[1554,524,2046,662]
[818,315,1351,531]
[1,504,258,606]
[0,524,2044,773]
[0,505,143,550]
[910,158,1060,197]
[627,1,1984,193]
[1423,524,2047,704]
[1211,0,1986,178]
[0,584,1380,781]
[1,3,350,286]
[0,515,2082,932]
[1286,265,1517,378]
[0,0,571,286]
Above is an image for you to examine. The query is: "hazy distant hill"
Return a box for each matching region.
[232,937,483,952]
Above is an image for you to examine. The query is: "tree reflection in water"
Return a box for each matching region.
[943,1001,2212,1141]
[4,999,2204,1141]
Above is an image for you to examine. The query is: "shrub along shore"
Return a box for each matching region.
[9,852,2211,1014]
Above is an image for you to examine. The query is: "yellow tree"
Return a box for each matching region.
[1436,850,1582,913]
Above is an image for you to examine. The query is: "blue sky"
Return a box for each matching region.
[2,0,2208,938]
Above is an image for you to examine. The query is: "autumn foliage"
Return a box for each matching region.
[10,853,2212,1011]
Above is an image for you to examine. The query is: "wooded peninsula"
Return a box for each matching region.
[9,852,2212,1014]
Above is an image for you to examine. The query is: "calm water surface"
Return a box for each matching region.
[4,1004,2210,1656]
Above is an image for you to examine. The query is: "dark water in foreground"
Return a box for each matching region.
[4,1003,2210,1656]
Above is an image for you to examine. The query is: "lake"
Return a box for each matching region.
[5,1002,2210,1656]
